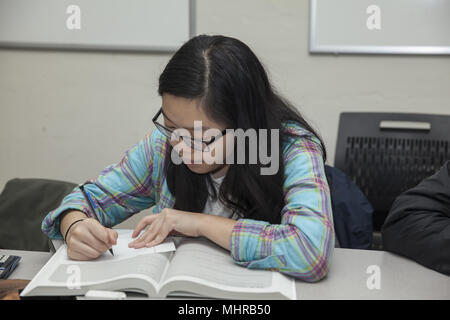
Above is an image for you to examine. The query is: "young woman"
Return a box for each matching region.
[42,35,335,282]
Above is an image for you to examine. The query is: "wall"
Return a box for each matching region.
[1,0,449,227]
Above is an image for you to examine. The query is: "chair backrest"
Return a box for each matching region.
[0,178,77,251]
[334,112,450,231]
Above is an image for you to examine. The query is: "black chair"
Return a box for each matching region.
[334,112,450,248]
[0,178,77,252]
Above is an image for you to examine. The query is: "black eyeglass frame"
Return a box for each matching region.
[152,107,228,151]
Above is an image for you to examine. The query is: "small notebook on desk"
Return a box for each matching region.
[20,229,296,300]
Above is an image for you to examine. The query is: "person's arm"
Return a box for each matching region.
[41,129,165,240]
[199,215,237,250]
[128,208,237,250]
[59,210,88,239]
[227,134,335,282]
[382,161,450,275]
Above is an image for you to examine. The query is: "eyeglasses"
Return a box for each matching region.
[152,107,228,152]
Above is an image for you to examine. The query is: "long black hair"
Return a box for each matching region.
[158,35,326,224]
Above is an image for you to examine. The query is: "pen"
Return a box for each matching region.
[79,183,114,256]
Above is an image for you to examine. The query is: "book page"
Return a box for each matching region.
[161,237,295,299]
[21,229,176,297]
[49,229,176,283]
[58,229,176,263]
[49,252,171,285]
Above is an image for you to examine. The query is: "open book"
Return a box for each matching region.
[21,229,296,299]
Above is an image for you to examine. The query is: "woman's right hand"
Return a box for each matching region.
[62,212,118,260]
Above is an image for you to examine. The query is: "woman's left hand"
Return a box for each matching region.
[128,208,203,249]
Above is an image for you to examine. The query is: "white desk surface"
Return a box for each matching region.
[2,247,449,300]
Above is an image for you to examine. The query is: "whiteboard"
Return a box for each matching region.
[309,0,450,55]
[0,0,195,52]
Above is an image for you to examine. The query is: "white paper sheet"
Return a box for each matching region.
[60,229,176,264]
[111,229,176,256]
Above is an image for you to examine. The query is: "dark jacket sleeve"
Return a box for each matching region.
[381,161,450,275]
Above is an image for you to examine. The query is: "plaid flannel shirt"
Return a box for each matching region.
[42,121,334,282]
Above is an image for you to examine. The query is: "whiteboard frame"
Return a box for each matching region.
[309,0,450,55]
[0,0,196,53]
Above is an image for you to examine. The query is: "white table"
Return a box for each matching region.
[296,248,450,299]
[2,247,449,300]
